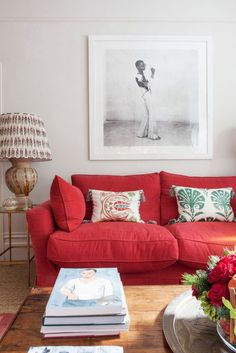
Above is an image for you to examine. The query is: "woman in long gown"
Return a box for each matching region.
[135,60,161,140]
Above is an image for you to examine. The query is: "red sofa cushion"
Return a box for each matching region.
[50,176,86,232]
[165,222,236,269]
[71,173,161,223]
[47,222,178,273]
[160,171,236,225]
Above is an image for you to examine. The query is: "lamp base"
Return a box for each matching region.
[5,159,38,209]
[15,195,33,210]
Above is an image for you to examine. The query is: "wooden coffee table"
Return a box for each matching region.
[0,285,189,353]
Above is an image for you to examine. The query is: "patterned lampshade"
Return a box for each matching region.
[0,112,52,209]
[0,112,52,160]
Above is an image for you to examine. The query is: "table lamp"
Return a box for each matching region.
[0,112,52,209]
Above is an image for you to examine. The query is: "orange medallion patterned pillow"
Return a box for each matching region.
[89,189,144,223]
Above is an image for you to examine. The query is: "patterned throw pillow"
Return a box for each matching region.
[89,189,144,223]
[169,186,235,223]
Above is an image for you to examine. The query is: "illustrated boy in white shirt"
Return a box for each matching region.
[60,268,115,306]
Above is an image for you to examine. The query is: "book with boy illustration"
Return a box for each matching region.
[45,268,124,316]
[28,346,123,353]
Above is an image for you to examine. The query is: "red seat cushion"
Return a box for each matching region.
[160,171,236,225]
[50,176,86,232]
[47,222,178,273]
[71,173,161,224]
[165,222,236,268]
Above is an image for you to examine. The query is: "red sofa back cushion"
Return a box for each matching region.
[50,175,86,231]
[71,173,161,223]
[160,171,236,225]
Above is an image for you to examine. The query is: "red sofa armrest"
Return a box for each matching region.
[26,201,59,286]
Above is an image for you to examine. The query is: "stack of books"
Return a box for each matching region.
[40,268,129,338]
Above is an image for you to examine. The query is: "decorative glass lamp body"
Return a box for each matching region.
[6,158,38,209]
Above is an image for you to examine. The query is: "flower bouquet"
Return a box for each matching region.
[182,249,236,347]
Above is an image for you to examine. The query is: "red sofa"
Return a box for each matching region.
[26,171,236,287]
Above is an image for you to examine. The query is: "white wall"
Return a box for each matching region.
[0,0,236,209]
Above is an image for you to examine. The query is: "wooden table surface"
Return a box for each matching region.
[0,285,190,353]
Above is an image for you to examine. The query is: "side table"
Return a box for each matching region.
[0,207,34,286]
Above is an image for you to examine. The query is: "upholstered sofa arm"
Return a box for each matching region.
[26,201,59,286]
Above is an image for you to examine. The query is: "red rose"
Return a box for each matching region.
[208,262,232,283]
[208,282,229,306]
[208,255,236,283]
[219,255,236,274]
[220,254,236,264]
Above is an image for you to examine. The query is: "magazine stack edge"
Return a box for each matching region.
[28,346,123,353]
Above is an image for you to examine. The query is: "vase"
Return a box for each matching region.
[217,318,236,352]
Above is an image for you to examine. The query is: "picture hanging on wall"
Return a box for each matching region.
[89,35,212,160]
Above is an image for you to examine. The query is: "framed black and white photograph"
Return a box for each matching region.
[89,35,212,160]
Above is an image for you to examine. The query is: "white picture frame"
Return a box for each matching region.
[89,35,212,160]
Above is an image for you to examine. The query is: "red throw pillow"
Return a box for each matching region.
[50,175,86,231]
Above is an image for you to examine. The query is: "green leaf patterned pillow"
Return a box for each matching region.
[169,186,235,223]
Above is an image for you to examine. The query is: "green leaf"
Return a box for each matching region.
[207,255,220,270]
[182,273,197,285]
[222,297,236,319]
[182,270,209,293]
[224,248,236,256]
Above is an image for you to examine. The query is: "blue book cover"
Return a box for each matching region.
[28,347,123,353]
[45,268,124,316]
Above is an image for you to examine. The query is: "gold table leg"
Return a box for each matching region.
[8,213,12,262]
[0,208,34,286]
